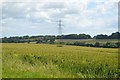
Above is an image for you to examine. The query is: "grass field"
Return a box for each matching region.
[55,39,118,44]
[2,43,119,78]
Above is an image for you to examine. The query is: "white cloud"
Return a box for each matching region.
[33,11,50,19]
[2,27,12,31]
[1,0,118,37]
[0,17,16,24]
[2,0,118,19]
[0,20,5,24]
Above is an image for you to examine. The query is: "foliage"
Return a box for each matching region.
[1,32,120,44]
[73,41,85,46]
[94,42,100,47]
[94,32,120,39]
[1,32,120,48]
[66,41,119,48]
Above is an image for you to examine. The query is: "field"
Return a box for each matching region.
[55,39,118,44]
[2,43,119,78]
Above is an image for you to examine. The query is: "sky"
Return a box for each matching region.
[0,0,119,38]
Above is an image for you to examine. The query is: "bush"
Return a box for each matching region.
[85,43,94,47]
[94,42,100,47]
[115,42,120,48]
[103,42,118,48]
[73,41,85,46]
[36,40,42,44]
[49,39,55,44]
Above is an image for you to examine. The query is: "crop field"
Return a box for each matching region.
[2,43,119,78]
[55,39,118,44]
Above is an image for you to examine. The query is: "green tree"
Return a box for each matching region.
[36,40,42,44]
[115,42,120,48]
[94,42,100,47]
[104,42,111,48]
[49,38,55,44]
[74,41,85,46]
[94,34,108,39]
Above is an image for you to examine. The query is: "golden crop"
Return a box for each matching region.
[2,43,119,78]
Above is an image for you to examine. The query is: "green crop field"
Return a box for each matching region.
[55,39,119,44]
[2,43,119,78]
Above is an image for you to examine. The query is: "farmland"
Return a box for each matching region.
[55,39,118,44]
[2,43,119,78]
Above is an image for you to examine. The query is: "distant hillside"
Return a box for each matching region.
[1,32,120,43]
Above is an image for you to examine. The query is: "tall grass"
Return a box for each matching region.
[2,43,119,78]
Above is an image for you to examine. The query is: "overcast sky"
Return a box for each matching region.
[0,0,119,37]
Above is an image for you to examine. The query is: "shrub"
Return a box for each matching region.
[73,41,85,46]
[94,42,100,47]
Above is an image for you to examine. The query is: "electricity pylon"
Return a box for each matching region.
[57,19,63,47]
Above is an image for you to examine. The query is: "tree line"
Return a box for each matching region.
[1,32,120,43]
[65,41,120,48]
[93,32,120,39]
